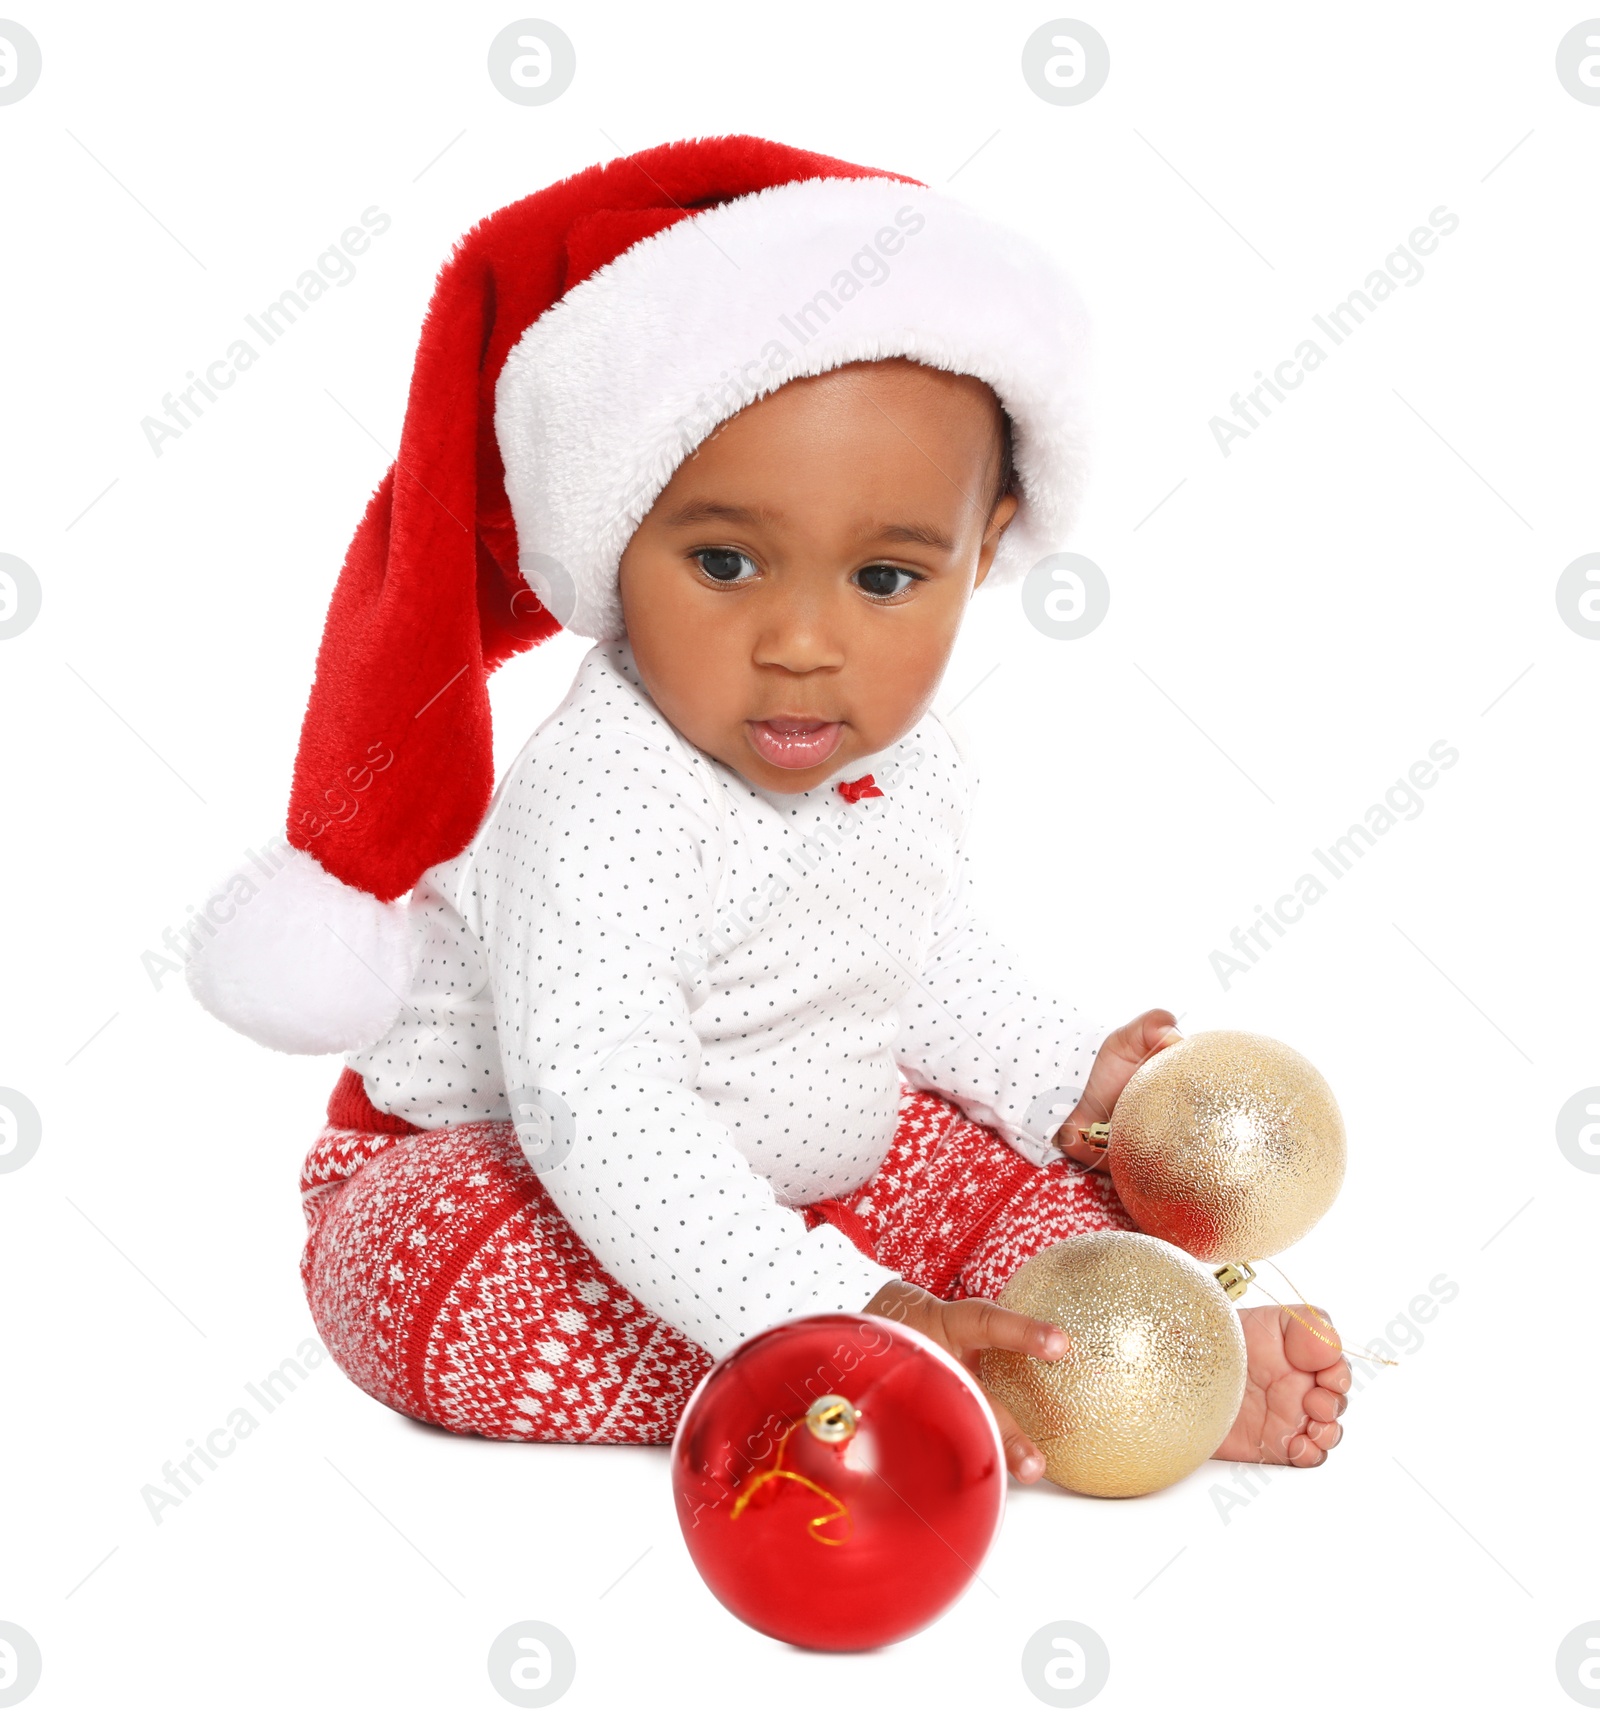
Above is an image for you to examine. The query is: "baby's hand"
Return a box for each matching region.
[862,1278,1066,1483]
[1052,1007,1184,1164]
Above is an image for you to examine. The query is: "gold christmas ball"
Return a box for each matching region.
[980,1232,1245,1498]
[1105,1028,1346,1264]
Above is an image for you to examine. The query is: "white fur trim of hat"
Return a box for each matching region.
[494,176,1092,640]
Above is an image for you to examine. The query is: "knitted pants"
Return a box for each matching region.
[299,1069,1136,1443]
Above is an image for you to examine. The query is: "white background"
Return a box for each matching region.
[2,1,1596,1722]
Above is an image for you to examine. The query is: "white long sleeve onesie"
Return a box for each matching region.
[350,640,1107,1358]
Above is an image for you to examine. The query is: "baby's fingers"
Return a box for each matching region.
[986,1392,1049,1484]
[949,1298,1069,1363]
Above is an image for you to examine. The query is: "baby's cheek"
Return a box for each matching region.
[850,642,949,749]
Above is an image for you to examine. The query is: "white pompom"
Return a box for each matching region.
[185,846,418,1055]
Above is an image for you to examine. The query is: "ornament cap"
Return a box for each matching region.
[1214,1262,1257,1301]
[804,1396,859,1444]
[1080,1122,1112,1150]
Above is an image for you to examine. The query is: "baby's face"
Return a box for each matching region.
[617,358,1018,793]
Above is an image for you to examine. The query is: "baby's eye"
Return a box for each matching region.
[853,564,922,599]
[694,547,758,583]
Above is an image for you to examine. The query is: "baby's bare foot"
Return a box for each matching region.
[1212,1304,1351,1467]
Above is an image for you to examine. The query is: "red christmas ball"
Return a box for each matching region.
[670,1312,1005,1651]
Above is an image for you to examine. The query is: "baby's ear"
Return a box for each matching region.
[973,492,1020,588]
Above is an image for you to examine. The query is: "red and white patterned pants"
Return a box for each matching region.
[299,1068,1136,1443]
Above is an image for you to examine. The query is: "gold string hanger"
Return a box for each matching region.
[1247,1254,1397,1367]
[728,1396,858,1546]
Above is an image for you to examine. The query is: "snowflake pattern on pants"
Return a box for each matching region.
[299,1085,1135,1443]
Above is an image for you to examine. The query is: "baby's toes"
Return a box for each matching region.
[1305,1384,1346,1424]
[1282,1304,1343,1374]
[1315,1357,1353,1397]
[1285,1431,1327,1467]
[1305,1417,1342,1453]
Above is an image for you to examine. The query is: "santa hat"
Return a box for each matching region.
[187,134,1092,1055]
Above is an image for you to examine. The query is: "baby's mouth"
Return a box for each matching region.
[746,715,844,771]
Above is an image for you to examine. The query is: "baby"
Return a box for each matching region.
[190,136,1349,1484]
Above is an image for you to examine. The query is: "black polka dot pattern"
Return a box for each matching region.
[350,641,1108,1355]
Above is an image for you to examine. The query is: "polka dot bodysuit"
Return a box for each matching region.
[350,640,1106,1357]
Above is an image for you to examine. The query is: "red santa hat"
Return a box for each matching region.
[187,134,1092,1055]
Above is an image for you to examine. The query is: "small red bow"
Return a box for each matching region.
[836,774,884,804]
